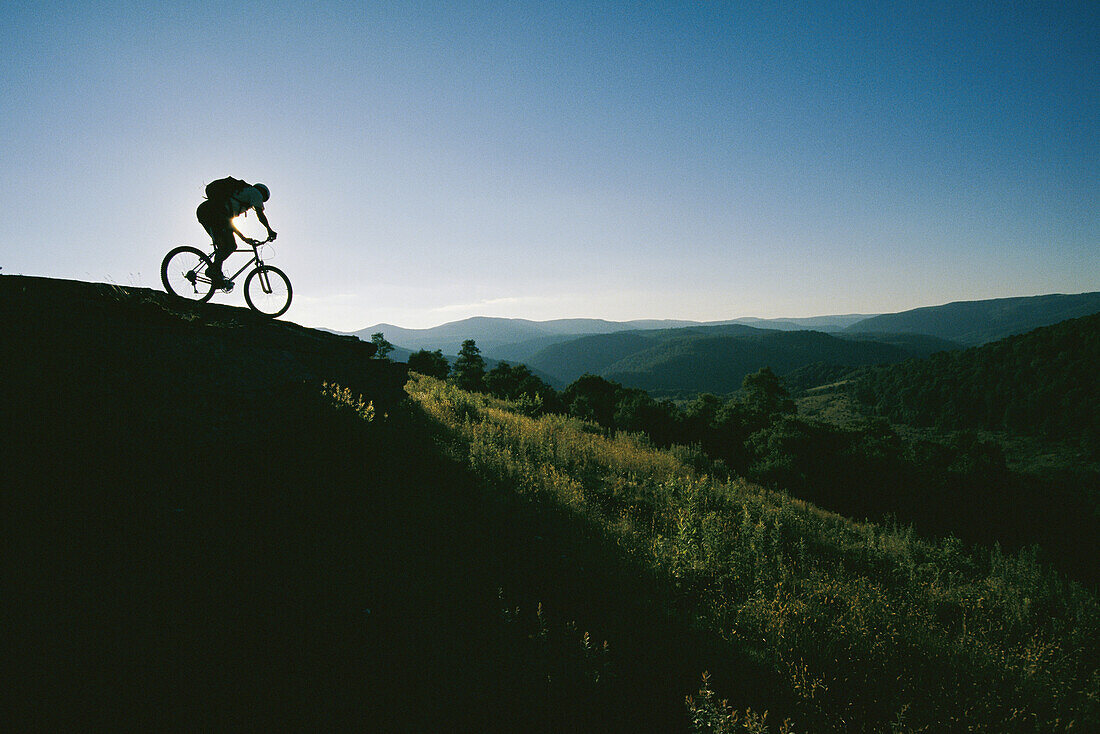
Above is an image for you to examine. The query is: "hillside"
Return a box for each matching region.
[843,291,1100,346]
[6,275,1097,730]
[612,331,955,396]
[0,275,784,730]
[852,311,1100,451]
[2,277,436,728]
[525,329,668,381]
[525,324,946,394]
[408,376,1099,731]
[733,313,871,331]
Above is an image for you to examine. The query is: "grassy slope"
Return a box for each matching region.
[0,276,772,731]
[407,377,1099,731]
[6,275,1097,731]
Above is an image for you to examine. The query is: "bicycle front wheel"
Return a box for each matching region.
[161,246,216,303]
[243,265,292,317]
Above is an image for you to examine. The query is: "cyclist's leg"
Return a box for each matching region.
[196,201,234,280]
[209,235,235,280]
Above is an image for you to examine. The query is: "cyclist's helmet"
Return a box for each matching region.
[253,183,270,202]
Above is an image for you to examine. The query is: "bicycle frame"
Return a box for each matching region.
[217,242,267,283]
[198,241,281,295]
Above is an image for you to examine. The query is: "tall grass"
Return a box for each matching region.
[407,375,1099,731]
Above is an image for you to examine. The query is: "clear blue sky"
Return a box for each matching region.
[2,1,1096,330]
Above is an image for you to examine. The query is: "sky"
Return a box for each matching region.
[1,1,1097,331]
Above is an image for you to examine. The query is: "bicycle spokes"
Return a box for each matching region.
[161,246,217,304]
[243,265,292,317]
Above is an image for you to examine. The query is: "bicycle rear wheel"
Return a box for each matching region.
[243,265,292,317]
[161,246,216,303]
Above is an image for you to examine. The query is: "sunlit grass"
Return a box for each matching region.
[407,374,1099,731]
[321,381,375,422]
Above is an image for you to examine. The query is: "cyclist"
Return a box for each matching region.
[196,180,277,289]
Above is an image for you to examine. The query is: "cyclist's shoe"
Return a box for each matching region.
[205,267,233,292]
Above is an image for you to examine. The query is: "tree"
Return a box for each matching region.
[370,332,395,361]
[682,393,723,435]
[452,339,486,392]
[562,374,620,428]
[408,349,449,379]
[613,389,679,445]
[484,362,523,399]
[484,362,561,414]
[741,366,795,418]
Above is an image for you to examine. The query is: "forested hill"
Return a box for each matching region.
[526,324,955,394]
[604,331,915,396]
[843,291,1100,346]
[852,311,1100,451]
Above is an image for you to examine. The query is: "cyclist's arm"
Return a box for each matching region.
[255,208,276,240]
[229,219,251,243]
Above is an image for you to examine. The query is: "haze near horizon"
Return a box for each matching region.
[2,1,1096,330]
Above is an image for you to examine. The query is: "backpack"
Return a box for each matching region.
[204,176,247,205]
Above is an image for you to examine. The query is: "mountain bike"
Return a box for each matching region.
[161,238,292,318]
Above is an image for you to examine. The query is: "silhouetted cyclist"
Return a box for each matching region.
[196,179,277,289]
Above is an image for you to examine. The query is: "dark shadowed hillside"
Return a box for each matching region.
[0,275,779,731]
[844,291,1100,345]
[5,275,1097,731]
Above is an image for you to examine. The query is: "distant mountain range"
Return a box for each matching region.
[351,313,872,359]
[843,292,1100,346]
[351,317,697,356]
[351,291,1100,396]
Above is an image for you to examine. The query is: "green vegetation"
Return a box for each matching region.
[407,347,450,378]
[408,374,1099,731]
[453,337,487,391]
[455,356,1093,582]
[369,331,395,359]
[687,672,794,734]
[484,360,563,415]
[852,313,1100,453]
[320,381,376,421]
